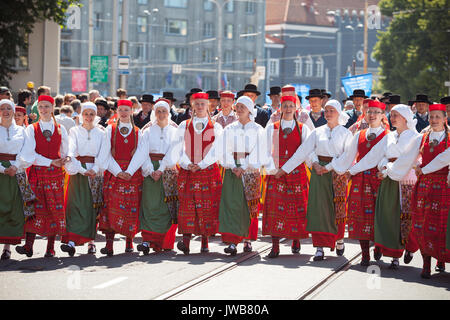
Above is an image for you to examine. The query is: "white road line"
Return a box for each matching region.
[93,277,128,289]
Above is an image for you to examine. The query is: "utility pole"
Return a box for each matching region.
[88,0,93,91]
[363,0,368,74]
[110,0,119,97]
[119,0,129,90]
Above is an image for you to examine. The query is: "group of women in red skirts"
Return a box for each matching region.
[0,88,449,280]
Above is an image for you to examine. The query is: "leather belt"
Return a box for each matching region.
[388,157,398,162]
[318,156,333,163]
[233,152,249,161]
[76,156,95,164]
[149,153,165,161]
[0,153,17,161]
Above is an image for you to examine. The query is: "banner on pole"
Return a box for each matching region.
[341,73,373,97]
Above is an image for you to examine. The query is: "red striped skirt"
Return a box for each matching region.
[98,163,143,238]
[177,164,222,236]
[24,165,66,237]
[262,164,309,239]
[411,173,450,262]
[347,168,382,241]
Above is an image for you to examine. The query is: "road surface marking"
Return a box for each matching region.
[93,277,128,289]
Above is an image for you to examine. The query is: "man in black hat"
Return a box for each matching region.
[440,96,450,125]
[320,89,331,108]
[307,89,327,128]
[265,86,281,118]
[239,83,270,128]
[412,94,432,132]
[95,97,111,128]
[380,92,392,104]
[344,89,368,128]
[386,94,401,130]
[175,88,202,124]
[133,94,154,129]
[206,90,220,116]
[162,91,179,122]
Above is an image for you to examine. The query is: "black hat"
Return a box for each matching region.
[349,89,368,99]
[140,94,154,103]
[268,86,281,96]
[241,83,260,96]
[407,100,414,107]
[306,88,323,100]
[162,91,176,102]
[94,98,109,110]
[413,94,432,104]
[321,89,331,98]
[388,94,401,105]
[206,90,220,100]
[440,96,450,105]
[179,100,190,108]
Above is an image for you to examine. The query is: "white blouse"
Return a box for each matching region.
[25,119,69,167]
[105,123,145,177]
[331,126,388,175]
[175,117,224,170]
[0,123,35,173]
[217,120,266,171]
[127,123,179,177]
[264,120,312,174]
[64,125,110,175]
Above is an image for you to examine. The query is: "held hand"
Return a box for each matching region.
[344,171,352,180]
[152,170,163,181]
[51,159,63,167]
[61,156,71,165]
[232,167,244,178]
[376,171,385,180]
[29,113,37,121]
[415,166,423,177]
[275,169,286,179]
[312,162,323,175]
[84,169,96,178]
[191,164,201,173]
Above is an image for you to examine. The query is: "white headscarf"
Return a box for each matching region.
[79,102,100,126]
[325,99,349,126]
[150,100,170,124]
[391,104,417,131]
[236,96,257,121]
[0,99,15,112]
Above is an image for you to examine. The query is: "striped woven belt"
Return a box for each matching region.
[318,156,333,162]
[233,152,249,160]
[76,156,95,164]
[388,158,398,162]
[0,153,17,161]
[149,153,165,161]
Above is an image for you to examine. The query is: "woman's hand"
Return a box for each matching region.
[274,168,286,179]
[151,170,163,181]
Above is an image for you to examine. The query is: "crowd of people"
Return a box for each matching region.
[0,82,449,280]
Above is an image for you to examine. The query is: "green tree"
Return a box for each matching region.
[0,0,81,85]
[373,0,450,102]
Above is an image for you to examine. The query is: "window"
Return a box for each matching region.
[138,0,148,4]
[94,13,101,30]
[202,48,213,63]
[165,19,187,36]
[224,50,233,66]
[305,55,313,77]
[61,41,70,62]
[225,0,234,12]
[204,0,214,11]
[137,16,147,33]
[136,44,145,61]
[269,59,279,76]
[203,76,212,90]
[244,25,255,41]
[174,75,187,89]
[203,22,214,38]
[224,24,233,39]
[294,57,302,77]
[245,52,253,68]
[164,0,187,8]
[165,47,187,62]
[316,56,324,78]
[245,1,255,14]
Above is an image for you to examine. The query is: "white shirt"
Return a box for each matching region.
[217,120,266,171]
[175,118,224,170]
[25,119,69,167]
[127,123,179,177]
[264,120,312,174]
[64,125,110,175]
[331,126,387,175]
[55,114,76,133]
[0,123,35,173]
[105,123,145,177]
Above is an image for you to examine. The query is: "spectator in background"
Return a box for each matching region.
[64,93,76,105]
[89,90,100,103]
[129,96,140,113]
[78,93,89,103]
[116,88,127,99]
[17,89,32,114]
[55,105,76,132]
[71,99,82,125]
[0,87,11,100]
[95,97,111,128]
[54,95,64,109]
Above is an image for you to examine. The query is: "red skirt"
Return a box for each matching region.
[98,163,143,239]
[311,224,346,249]
[347,168,382,241]
[24,165,66,237]
[411,173,450,262]
[177,164,222,236]
[262,164,309,239]
[141,224,178,250]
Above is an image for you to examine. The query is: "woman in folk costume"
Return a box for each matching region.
[217,96,265,256]
[212,91,238,128]
[348,98,371,134]
[330,100,389,266]
[16,95,70,258]
[0,100,34,260]
[373,104,419,269]
[14,106,28,127]
[125,100,179,255]
[392,103,450,278]
[263,96,312,258]
[175,92,223,255]
[98,99,144,256]
[304,100,352,261]
[59,102,110,257]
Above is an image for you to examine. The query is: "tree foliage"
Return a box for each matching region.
[373,0,450,101]
[0,0,81,86]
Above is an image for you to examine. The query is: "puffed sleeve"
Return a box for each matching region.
[328,131,360,175]
[93,128,110,174]
[197,123,223,170]
[15,126,35,171]
[125,130,147,176]
[386,135,422,180]
[105,125,123,177]
[64,128,85,175]
[349,135,388,175]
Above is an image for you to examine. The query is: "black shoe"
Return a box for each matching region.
[100,247,114,257]
[421,270,431,279]
[291,241,300,254]
[44,249,55,258]
[224,244,237,256]
[373,246,382,261]
[336,243,345,256]
[15,245,33,258]
[243,242,252,252]
[389,259,400,270]
[435,262,446,272]
[201,247,209,253]
[403,251,413,264]
[137,244,150,255]
[125,247,134,253]
[87,244,96,254]
[313,249,325,261]
[177,241,190,255]
[60,244,75,257]
[266,249,279,259]
[1,249,11,260]
[360,258,370,267]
